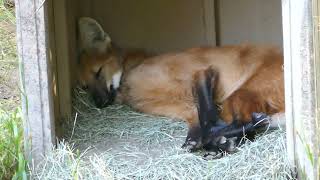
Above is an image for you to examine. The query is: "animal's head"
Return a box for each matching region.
[77,17,123,108]
[78,52,122,108]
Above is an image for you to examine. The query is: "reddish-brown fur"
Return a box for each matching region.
[78,49,122,88]
[119,45,284,128]
[220,47,284,124]
[79,44,284,132]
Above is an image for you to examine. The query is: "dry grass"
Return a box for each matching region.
[0,0,19,111]
[0,1,27,180]
[0,1,296,179]
[31,88,295,180]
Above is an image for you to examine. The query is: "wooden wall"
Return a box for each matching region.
[75,0,282,53]
[48,0,283,125]
[49,0,78,134]
[282,0,320,179]
[217,0,282,47]
[76,0,216,53]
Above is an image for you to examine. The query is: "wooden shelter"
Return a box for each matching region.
[15,0,319,179]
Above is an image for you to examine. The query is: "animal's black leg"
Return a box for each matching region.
[193,68,220,138]
[182,125,203,151]
[191,69,272,158]
[203,112,271,159]
[190,67,239,157]
[188,67,272,156]
[208,112,271,139]
[182,67,219,152]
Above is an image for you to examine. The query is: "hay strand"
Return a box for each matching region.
[31,88,295,180]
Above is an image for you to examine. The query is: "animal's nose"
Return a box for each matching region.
[91,87,117,108]
[107,86,117,104]
[92,92,108,108]
[88,83,109,108]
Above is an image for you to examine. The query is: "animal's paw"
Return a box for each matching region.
[182,138,202,152]
[203,136,238,160]
[203,151,224,160]
[251,112,271,132]
[217,136,238,153]
[182,126,203,152]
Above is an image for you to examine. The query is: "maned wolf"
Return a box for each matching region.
[77,17,285,153]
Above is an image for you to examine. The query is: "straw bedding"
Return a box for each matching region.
[31,88,295,180]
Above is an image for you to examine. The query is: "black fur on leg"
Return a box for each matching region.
[182,125,203,152]
[191,67,240,154]
[203,112,271,153]
[192,67,220,140]
[208,112,271,139]
[182,67,220,152]
[191,67,271,155]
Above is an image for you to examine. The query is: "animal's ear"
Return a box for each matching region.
[78,17,112,54]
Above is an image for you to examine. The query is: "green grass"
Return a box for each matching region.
[0,0,19,111]
[0,0,16,59]
[0,0,28,179]
[0,109,27,180]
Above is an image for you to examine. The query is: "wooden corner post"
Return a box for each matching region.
[15,0,55,164]
[282,0,320,179]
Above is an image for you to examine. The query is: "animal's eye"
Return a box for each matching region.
[95,67,102,79]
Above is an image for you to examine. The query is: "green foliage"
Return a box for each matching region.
[0,0,16,60]
[0,109,27,180]
[0,1,27,179]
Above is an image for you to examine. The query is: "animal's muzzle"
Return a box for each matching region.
[89,84,117,108]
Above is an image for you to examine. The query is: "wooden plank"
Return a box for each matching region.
[90,0,209,53]
[202,0,216,46]
[66,0,79,87]
[214,0,221,46]
[77,0,93,17]
[15,0,55,164]
[218,0,283,47]
[311,0,320,178]
[281,0,295,168]
[282,0,320,179]
[47,0,60,133]
[52,0,73,123]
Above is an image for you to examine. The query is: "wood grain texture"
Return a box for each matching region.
[282,0,320,179]
[16,0,55,164]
